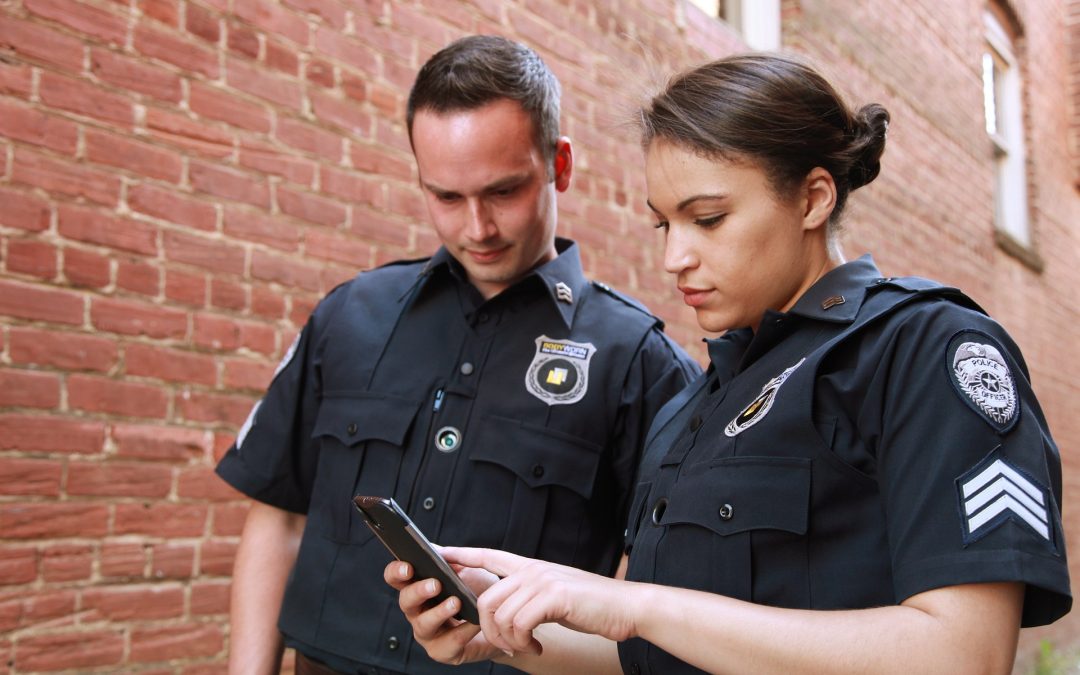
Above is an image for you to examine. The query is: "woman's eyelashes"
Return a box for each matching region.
[693,213,726,228]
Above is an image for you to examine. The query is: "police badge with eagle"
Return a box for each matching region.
[525,336,595,405]
[947,331,1019,433]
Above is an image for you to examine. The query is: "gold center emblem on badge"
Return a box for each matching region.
[525,336,595,406]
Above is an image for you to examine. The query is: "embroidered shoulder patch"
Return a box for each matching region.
[947,331,1019,433]
[956,448,1054,549]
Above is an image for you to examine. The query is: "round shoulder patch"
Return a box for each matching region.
[947,330,1019,433]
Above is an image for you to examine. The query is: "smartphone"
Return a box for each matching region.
[353,495,480,624]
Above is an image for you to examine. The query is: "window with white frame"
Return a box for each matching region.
[687,0,781,51]
[982,9,1030,247]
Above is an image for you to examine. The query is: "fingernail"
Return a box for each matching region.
[427,579,437,594]
[501,650,514,658]
[398,562,409,576]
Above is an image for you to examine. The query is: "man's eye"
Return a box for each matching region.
[435,193,460,203]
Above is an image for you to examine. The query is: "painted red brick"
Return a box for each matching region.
[190,81,272,133]
[0,369,61,409]
[210,277,247,310]
[134,22,220,78]
[59,204,158,255]
[177,390,255,426]
[198,539,238,575]
[0,13,84,71]
[164,268,209,306]
[116,258,162,295]
[91,48,183,103]
[85,128,184,183]
[67,374,170,418]
[112,422,208,461]
[0,549,38,586]
[140,0,179,26]
[39,71,133,126]
[0,99,78,155]
[0,414,105,454]
[144,107,235,159]
[13,148,121,206]
[226,57,302,109]
[113,503,207,537]
[67,461,173,498]
[0,280,83,326]
[0,187,51,233]
[63,247,112,289]
[178,466,241,501]
[149,542,196,579]
[0,60,33,97]
[0,503,109,539]
[126,343,217,385]
[82,585,185,621]
[223,206,301,251]
[100,541,147,578]
[0,458,62,497]
[6,239,57,280]
[40,544,93,582]
[130,622,224,662]
[250,249,322,291]
[186,2,221,43]
[189,160,271,208]
[222,357,274,391]
[14,630,125,671]
[91,297,187,338]
[277,185,347,226]
[128,183,218,231]
[190,581,231,615]
[211,502,249,536]
[24,0,129,45]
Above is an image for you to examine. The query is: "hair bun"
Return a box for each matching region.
[848,103,890,190]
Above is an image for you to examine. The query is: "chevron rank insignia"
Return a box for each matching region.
[957,449,1053,547]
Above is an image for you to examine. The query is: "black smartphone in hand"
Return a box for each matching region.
[353,495,480,624]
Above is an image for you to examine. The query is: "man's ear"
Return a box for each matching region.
[802,167,836,231]
[554,137,573,191]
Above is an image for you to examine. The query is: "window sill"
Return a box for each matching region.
[994,228,1044,273]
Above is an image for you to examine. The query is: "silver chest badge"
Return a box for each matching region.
[949,332,1018,431]
[724,358,805,437]
[525,336,595,405]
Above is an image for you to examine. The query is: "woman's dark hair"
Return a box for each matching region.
[407,35,561,174]
[639,54,890,224]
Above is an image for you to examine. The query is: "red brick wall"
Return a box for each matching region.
[0,0,1076,672]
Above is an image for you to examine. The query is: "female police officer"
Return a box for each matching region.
[385,54,1071,674]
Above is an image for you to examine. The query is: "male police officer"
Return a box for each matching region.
[216,35,700,674]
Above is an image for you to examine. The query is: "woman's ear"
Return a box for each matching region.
[802,167,836,231]
[553,137,573,191]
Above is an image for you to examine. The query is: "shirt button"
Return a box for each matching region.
[630,663,641,675]
[532,464,545,478]
[460,362,474,375]
[719,503,734,520]
[386,635,400,651]
[689,415,702,431]
[477,312,489,323]
[346,422,358,436]
[422,497,436,511]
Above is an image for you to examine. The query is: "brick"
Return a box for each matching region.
[15,630,125,671]
[9,328,118,372]
[41,544,93,582]
[112,422,208,461]
[305,229,371,267]
[116,258,161,295]
[0,458,62,497]
[26,0,128,44]
[234,0,308,44]
[238,142,316,185]
[139,0,179,26]
[289,295,319,326]
[0,99,78,155]
[223,206,301,251]
[0,589,77,633]
[250,285,286,319]
[91,48,182,103]
[134,23,219,78]
[59,204,158,255]
[186,2,221,43]
[189,81,272,133]
[82,585,184,622]
[222,357,274,390]
[368,82,400,117]
[278,185,347,226]
[177,390,255,426]
[0,548,37,585]
[0,279,83,326]
[129,183,218,231]
[149,542,195,579]
[190,161,270,208]
[127,343,217,385]
[0,61,32,97]
[321,167,383,208]
[250,249,322,291]
[163,229,246,275]
[210,277,247,310]
[39,71,133,126]
[0,414,105,454]
[0,186,51,232]
[113,503,207,537]
[226,21,259,58]
[306,57,335,87]
[91,297,187,338]
[211,502,249,536]
[6,239,57,279]
[0,13,84,71]
[190,581,230,615]
[67,374,170,418]
[340,71,366,102]
[310,90,372,138]
[212,431,234,461]
[165,268,208,306]
[67,460,173,497]
[14,148,121,206]
[265,39,299,75]
[131,622,224,662]
[178,466,240,501]
[0,503,109,539]
[226,57,302,109]
[284,0,347,28]
[63,247,112,289]
[86,128,183,183]
[349,142,413,181]
[192,314,243,351]
[314,26,378,73]
[275,117,347,162]
[100,541,146,578]
[144,107,235,159]
[198,539,237,575]
[0,369,61,409]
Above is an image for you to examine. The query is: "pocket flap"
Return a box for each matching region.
[470,414,602,498]
[312,393,423,447]
[660,457,810,536]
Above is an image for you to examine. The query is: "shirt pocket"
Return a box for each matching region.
[653,457,811,605]
[464,413,603,558]
[310,393,424,542]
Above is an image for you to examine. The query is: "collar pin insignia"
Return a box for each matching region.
[821,295,846,310]
[555,282,573,304]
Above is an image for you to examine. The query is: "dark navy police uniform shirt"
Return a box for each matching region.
[619,256,1071,674]
[216,238,700,674]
